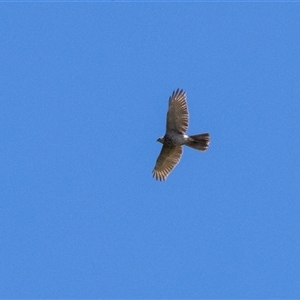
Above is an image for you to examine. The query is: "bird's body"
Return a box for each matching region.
[152,89,210,181]
[157,132,188,146]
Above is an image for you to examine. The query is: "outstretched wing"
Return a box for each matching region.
[152,145,183,181]
[166,89,189,134]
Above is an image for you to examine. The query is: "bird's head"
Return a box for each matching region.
[157,137,164,144]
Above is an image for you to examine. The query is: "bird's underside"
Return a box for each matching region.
[152,89,210,181]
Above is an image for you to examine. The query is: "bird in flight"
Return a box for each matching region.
[152,89,210,181]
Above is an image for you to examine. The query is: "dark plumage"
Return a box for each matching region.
[152,89,210,181]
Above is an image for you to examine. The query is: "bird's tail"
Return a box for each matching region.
[185,133,210,151]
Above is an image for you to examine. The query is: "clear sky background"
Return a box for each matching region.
[1,2,300,299]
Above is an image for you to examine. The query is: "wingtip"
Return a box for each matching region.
[172,88,186,97]
[152,170,167,181]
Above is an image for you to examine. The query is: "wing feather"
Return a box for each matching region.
[152,145,183,181]
[166,89,189,134]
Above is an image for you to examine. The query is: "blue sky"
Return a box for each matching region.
[1,3,300,298]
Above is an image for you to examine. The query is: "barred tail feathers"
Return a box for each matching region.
[185,133,210,151]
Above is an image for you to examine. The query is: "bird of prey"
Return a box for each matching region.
[152,89,210,181]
